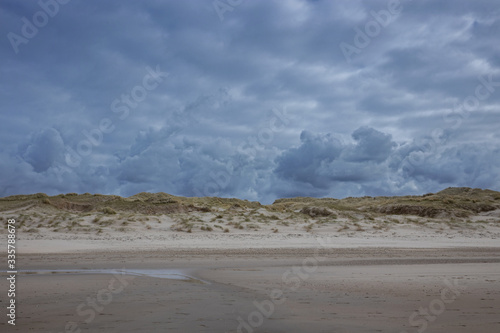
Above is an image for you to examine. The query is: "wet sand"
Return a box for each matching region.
[1,247,499,332]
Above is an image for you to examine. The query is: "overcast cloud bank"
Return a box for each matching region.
[1,0,499,203]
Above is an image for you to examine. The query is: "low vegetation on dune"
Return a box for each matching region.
[274,187,500,218]
[0,187,499,235]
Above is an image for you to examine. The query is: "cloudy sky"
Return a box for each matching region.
[1,0,499,203]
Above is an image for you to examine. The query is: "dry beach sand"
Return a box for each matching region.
[1,247,500,332]
[1,187,500,332]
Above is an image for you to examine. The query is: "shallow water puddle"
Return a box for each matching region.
[3,269,207,283]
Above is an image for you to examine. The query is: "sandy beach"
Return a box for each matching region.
[1,190,500,332]
[1,239,499,333]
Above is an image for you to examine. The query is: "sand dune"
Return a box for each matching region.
[1,187,499,332]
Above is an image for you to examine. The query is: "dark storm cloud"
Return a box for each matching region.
[19,128,65,173]
[1,0,499,203]
[275,127,396,189]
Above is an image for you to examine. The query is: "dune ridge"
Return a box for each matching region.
[1,187,499,254]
